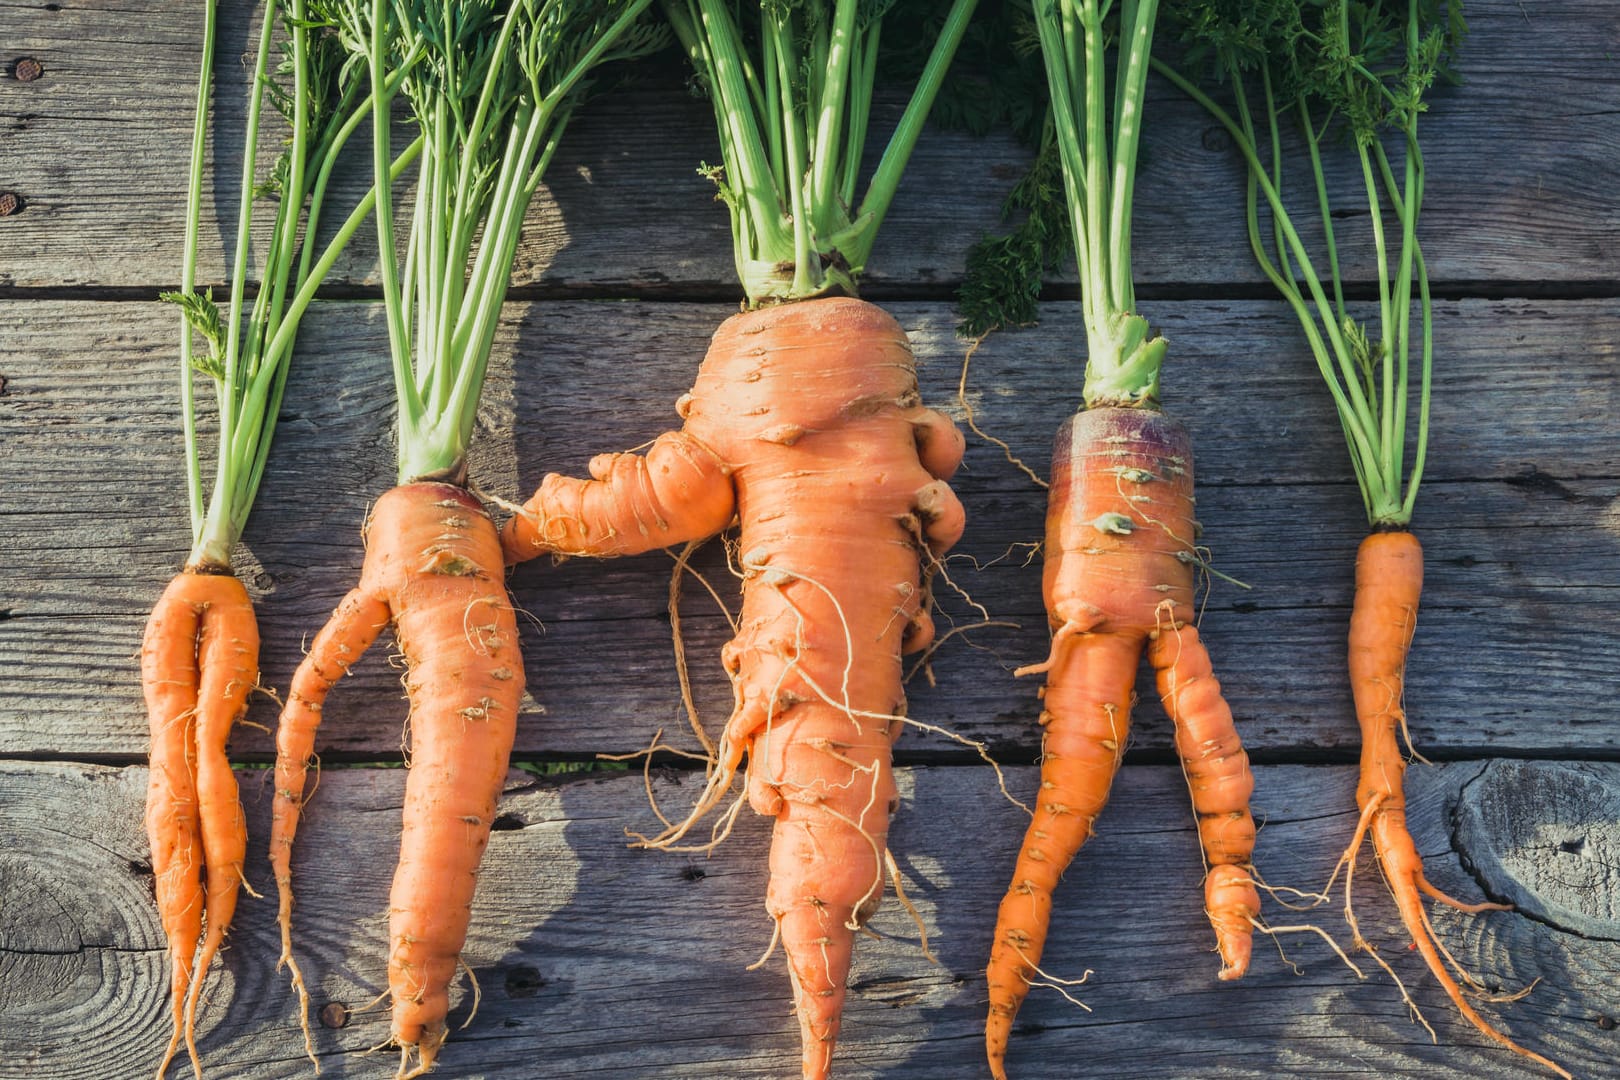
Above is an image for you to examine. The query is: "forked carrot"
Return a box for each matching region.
[264,3,663,1074]
[144,568,257,1077]
[960,4,1261,1075]
[271,483,523,1071]
[984,408,1257,1077]
[504,298,966,1077]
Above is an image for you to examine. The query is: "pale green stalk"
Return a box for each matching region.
[179,0,217,541]
[665,0,979,306]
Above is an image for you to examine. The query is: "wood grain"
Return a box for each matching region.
[1,759,1613,1079]
[2,298,1616,759]
[1,1,1616,292]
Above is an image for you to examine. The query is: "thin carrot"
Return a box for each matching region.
[1161,3,1570,1073]
[145,0,386,1072]
[984,408,1257,1078]
[1345,533,1570,1079]
[504,298,966,1077]
[271,483,522,1071]
[264,4,663,1074]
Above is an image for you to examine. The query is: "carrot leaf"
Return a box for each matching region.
[665,0,981,306]
[336,0,666,484]
[1160,0,1465,526]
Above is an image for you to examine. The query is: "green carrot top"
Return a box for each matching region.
[165,0,393,569]
[322,0,665,484]
[664,0,983,307]
[1159,0,1465,526]
[953,1,1167,412]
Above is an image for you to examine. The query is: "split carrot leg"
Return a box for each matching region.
[270,482,525,1078]
[142,567,259,1080]
[270,586,390,1056]
[1346,530,1570,1079]
[985,630,1140,1077]
[1148,619,1258,980]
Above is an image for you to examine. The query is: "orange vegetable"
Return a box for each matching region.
[143,568,258,1079]
[1343,531,1571,1079]
[985,407,1257,1078]
[271,482,524,1077]
[504,297,965,1079]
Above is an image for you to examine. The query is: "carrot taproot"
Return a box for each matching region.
[143,568,258,1079]
[983,407,1257,1078]
[504,297,966,1079]
[271,482,523,1075]
[1343,531,1572,1079]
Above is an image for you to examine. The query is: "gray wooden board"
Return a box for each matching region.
[2,1,1618,292]
[2,298,1617,760]
[0,759,1614,1079]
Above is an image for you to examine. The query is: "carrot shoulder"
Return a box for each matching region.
[986,407,1257,1078]
[142,568,258,1079]
[271,482,524,1077]
[504,297,965,1080]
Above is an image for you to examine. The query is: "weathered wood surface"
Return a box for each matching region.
[2,1,1618,293]
[4,1,1618,1076]
[2,298,1617,760]
[3,759,1615,1079]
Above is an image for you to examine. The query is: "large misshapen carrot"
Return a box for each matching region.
[504,297,965,1079]
[985,406,1257,1078]
[271,482,524,1078]
[1342,530,1571,1079]
[143,567,258,1079]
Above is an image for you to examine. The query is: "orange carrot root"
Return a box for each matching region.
[270,482,524,1074]
[143,567,258,1080]
[504,297,964,1080]
[1345,531,1570,1079]
[986,407,1256,1079]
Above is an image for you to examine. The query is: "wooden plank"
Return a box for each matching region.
[1,759,1613,1078]
[1,1,1617,292]
[2,298,1617,759]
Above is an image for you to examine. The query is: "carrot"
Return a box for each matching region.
[504,297,966,1077]
[1345,532,1571,1079]
[950,5,1267,1073]
[145,1,390,1072]
[956,5,1261,1074]
[1161,4,1569,1073]
[264,4,663,1074]
[271,483,522,1072]
[983,408,1256,1078]
[143,568,257,1078]
[500,4,981,1072]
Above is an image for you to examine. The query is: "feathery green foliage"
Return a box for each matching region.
[165,0,405,568]
[1159,0,1465,525]
[329,0,666,482]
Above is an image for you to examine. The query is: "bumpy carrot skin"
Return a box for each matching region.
[504,297,964,1080]
[1346,531,1571,1080]
[986,406,1257,1078]
[271,482,524,1078]
[142,567,258,1080]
